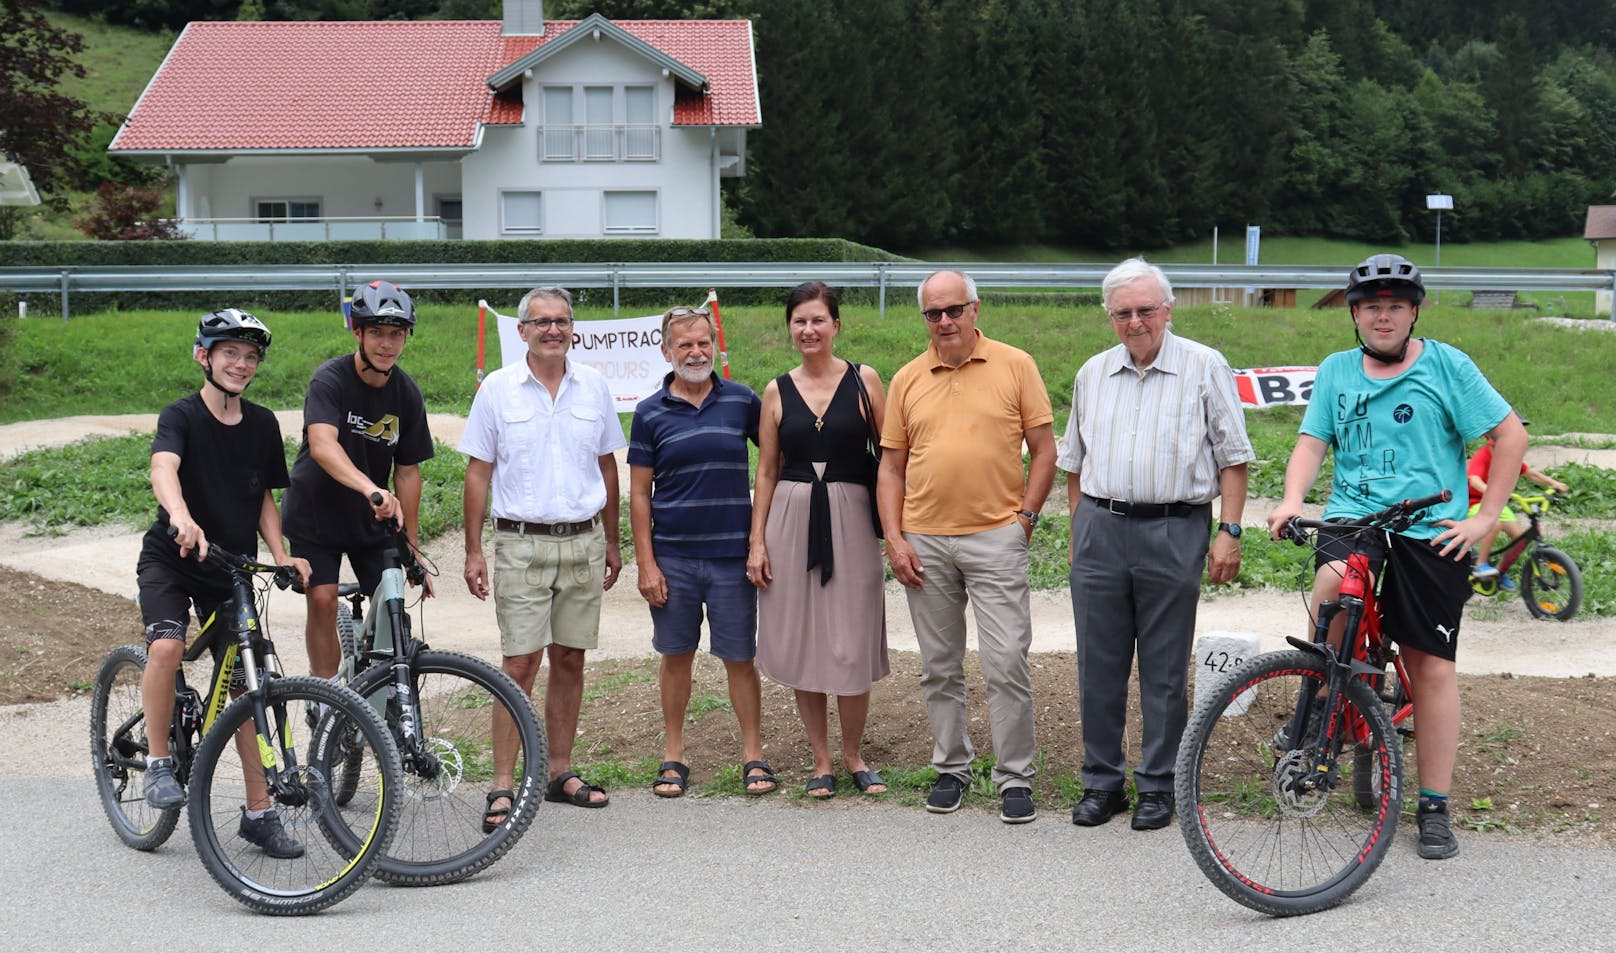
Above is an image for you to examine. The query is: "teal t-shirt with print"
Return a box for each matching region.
[1301,339,1511,539]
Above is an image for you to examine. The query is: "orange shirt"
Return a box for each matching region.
[882,331,1053,535]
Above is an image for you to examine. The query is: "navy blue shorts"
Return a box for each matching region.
[649,555,757,661]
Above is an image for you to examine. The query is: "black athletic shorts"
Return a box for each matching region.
[289,539,387,593]
[1314,523,1472,662]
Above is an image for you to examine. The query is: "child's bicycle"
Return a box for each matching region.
[1469,490,1582,621]
[90,537,404,915]
[1174,491,1450,917]
[311,500,547,885]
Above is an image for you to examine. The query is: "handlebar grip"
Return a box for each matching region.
[1282,517,1308,545]
[370,491,385,506]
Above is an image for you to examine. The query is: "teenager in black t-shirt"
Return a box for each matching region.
[282,280,435,680]
[135,309,311,858]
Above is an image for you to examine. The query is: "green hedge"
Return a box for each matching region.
[0,238,908,312]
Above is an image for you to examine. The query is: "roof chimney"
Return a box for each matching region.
[502,0,545,35]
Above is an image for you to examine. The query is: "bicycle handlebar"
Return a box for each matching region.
[166,525,297,589]
[1281,489,1453,543]
[369,492,428,586]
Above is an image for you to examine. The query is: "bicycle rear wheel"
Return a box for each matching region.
[1521,546,1582,621]
[90,644,182,851]
[186,676,402,915]
[323,650,547,885]
[1176,650,1402,917]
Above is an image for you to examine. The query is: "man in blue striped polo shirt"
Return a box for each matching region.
[628,305,776,798]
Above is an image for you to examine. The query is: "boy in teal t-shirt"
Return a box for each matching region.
[1267,254,1527,862]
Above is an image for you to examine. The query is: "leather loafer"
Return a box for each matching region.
[1071,788,1128,826]
[1131,791,1175,830]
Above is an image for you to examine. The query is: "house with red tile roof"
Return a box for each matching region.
[109,1,759,241]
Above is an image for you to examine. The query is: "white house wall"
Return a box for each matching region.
[460,37,720,240]
[183,155,463,221]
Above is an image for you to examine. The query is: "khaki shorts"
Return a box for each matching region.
[492,522,606,656]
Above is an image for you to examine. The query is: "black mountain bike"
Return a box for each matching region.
[313,502,547,885]
[1176,491,1451,917]
[90,538,404,915]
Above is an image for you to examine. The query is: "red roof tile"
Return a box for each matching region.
[112,18,758,153]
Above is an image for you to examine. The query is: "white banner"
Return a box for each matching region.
[1231,366,1316,408]
[484,301,666,409]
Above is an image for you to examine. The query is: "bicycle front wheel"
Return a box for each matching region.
[1521,546,1582,621]
[1176,650,1402,917]
[326,650,547,885]
[90,644,181,851]
[186,676,402,915]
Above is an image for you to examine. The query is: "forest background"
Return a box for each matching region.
[22,0,1616,254]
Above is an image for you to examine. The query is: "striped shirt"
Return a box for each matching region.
[1057,330,1253,504]
[627,373,761,558]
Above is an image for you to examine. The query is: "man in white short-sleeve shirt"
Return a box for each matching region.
[460,286,626,817]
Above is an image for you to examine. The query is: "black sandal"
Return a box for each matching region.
[850,769,887,794]
[743,759,779,796]
[482,789,515,833]
[652,760,689,798]
[545,770,609,808]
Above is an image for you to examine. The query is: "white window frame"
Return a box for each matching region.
[538,83,660,163]
[253,197,322,221]
[601,190,658,235]
[500,190,544,235]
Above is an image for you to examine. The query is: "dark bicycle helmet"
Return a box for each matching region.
[349,280,416,332]
[1345,254,1426,306]
[195,308,271,355]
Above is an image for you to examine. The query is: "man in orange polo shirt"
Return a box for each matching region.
[877,269,1057,824]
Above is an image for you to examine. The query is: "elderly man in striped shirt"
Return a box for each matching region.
[1059,258,1254,831]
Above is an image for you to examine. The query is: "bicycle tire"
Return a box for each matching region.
[1521,546,1582,621]
[1176,650,1402,917]
[90,644,182,851]
[327,650,547,886]
[1353,671,1410,808]
[186,676,402,915]
[336,601,359,666]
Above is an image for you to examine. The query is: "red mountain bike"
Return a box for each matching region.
[1175,491,1448,916]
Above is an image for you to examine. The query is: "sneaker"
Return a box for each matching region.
[143,757,185,809]
[1498,575,1517,592]
[1417,801,1460,860]
[1273,696,1328,752]
[1000,786,1037,824]
[1472,562,1500,580]
[925,773,968,814]
[239,808,306,859]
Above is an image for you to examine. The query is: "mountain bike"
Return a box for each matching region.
[1469,490,1582,621]
[1175,491,1451,917]
[311,500,547,886]
[90,537,403,915]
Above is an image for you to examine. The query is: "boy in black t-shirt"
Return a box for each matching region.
[282,280,435,680]
[136,309,311,858]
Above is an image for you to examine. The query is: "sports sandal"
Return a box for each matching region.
[652,760,690,798]
[742,759,779,796]
[545,770,609,808]
[483,789,515,833]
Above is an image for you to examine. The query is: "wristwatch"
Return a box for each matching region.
[1218,521,1242,538]
[1017,509,1040,527]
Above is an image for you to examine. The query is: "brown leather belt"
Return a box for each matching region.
[493,516,598,537]
[1084,495,1199,519]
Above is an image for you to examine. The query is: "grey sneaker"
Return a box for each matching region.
[239,808,306,859]
[143,757,185,809]
[1273,696,1328,752]
[1417,802,1460,860]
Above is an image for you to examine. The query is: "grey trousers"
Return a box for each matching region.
[1070,498,1210,794]
[903,522,1036,791]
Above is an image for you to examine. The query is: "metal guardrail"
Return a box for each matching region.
[2,261,1612,320]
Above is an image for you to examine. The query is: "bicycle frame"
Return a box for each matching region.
[1485,493,1549,577]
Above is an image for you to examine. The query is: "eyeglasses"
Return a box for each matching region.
[1107,304,1165,323]
[922,302,974,323]
[519,317,573,331]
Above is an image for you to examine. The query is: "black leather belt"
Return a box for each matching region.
[494,516,598,537]
[1084,495,1199,518]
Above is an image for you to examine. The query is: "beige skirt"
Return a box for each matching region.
[756,472,889,695]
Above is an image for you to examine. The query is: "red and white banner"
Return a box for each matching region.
[1232,366,1316,408]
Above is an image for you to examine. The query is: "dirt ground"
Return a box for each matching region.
[7,563,1610,843]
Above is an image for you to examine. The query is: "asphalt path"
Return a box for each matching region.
[6,778,1612,950]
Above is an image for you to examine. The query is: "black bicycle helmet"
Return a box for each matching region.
[1345,254,1426,306]
[195,308,271,355]
[349,280,416,332]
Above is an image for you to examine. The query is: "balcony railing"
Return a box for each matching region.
[541,124,660,162]
[180,216,450,241]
